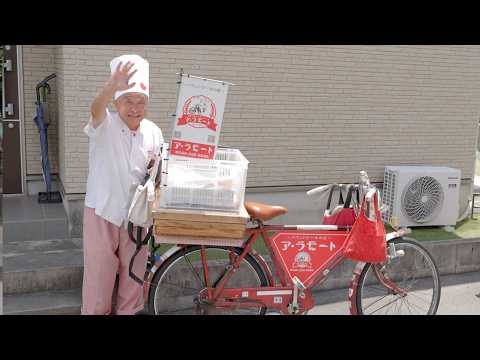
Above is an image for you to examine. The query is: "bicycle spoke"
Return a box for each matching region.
[156,306,198,315]
[393,295,401,314]
[363,294,390,311]
[403,298,419,315]
[404,297,430,314]
[365,283,391,293]
[403,297,414,315]
[399,270,416,283]
[402,286,431,311]
[358,239,440,315]
[182,251,205,288]
[405,277,434,291]
[396,297,408,315]
[368,295,403,315]
[407,291,433,305]
[362,269,403,312]
[152,247,267,315]
[385,300,392,315]
[403,277,419,291]
[161,281,201,293]
[398,296,405,314]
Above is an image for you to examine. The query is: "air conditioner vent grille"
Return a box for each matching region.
[401,176,444,223]
[382,169,397,223]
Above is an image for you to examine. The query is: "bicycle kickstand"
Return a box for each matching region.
[288,276,306,314]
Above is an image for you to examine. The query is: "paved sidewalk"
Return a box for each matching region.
[304,271,480,315]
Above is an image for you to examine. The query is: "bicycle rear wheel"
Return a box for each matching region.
[356,237,441,315]
[148,245,269,315]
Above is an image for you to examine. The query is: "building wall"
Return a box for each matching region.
[54,45,66,190]
[477,122,480,151]
[23,46,480,196]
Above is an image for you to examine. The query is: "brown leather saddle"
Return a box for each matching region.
[244,201,288,222]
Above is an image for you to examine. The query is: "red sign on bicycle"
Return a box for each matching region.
[270,231,348,284]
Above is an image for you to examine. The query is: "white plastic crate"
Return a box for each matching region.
[159,145,249,212]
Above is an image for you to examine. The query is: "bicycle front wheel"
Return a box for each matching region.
[356,237,441,315]
[148,245,269,315]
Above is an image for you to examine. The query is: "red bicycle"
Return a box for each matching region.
[143,171,441,315]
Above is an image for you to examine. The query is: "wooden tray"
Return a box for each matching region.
[154,234,244,247]
[153,190,250,239]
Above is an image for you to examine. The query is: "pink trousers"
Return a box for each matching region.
[81,207,148,315]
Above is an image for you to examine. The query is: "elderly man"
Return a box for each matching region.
[82,54,164,315]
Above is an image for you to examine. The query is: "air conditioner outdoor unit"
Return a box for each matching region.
[382,166,461,227]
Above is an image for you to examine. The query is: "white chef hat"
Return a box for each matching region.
[110,54,149,100]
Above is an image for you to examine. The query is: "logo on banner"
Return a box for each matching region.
[293,252,313,270]
[177,95,218,131]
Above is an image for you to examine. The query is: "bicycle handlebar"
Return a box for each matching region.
[365,188,377,202]
[359,170,371,187]
[307,171,373,198]
[306,184,331,197]
[307,171,379,211]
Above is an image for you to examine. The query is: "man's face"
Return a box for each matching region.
[114,93,148,129]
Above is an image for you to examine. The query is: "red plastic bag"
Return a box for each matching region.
[322,208,356,226]
[322,185,358,227]
[343,191,387,263]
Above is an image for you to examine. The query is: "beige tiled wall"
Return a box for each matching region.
[22,46,480,194]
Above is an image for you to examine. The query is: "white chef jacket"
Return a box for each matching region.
[84,109,164,227]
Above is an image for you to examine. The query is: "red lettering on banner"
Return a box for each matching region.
[177,114,218,131]
[170,139,215,160]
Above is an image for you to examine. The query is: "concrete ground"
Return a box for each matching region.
[1,174,3,314]
[475,151,480,191]
[302,271,480,315]
[474,173,479,218]
[1,224,3,315]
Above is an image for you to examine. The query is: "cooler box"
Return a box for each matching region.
[159,146,249,213]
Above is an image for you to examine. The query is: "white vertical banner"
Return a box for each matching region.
[170,74,230,160]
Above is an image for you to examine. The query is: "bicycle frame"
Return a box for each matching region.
[143,221,410,315]
[143,169,418,315]
[199,224,352,314]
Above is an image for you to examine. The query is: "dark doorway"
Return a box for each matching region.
[1,45,23,194]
